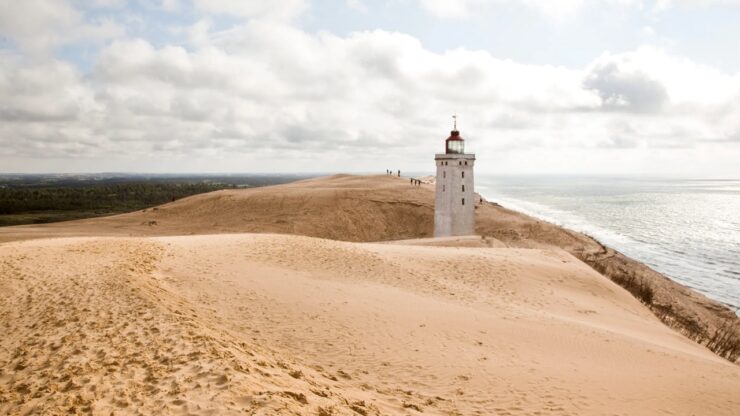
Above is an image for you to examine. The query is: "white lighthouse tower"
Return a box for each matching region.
[434,116,476,237]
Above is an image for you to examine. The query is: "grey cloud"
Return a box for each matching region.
[352,45,403,81]
[278,124,353,150]
[697,130,740,144]
[0,58,88,122]
[583,61,668,113]
[0,107,77,122]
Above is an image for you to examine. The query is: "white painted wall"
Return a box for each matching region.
[434,153,476,237]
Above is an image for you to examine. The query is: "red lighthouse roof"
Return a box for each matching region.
[447,130,463,141]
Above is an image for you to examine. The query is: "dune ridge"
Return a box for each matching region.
[2,174,736,361]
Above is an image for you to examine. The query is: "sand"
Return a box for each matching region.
[1,174,739,414]
[2,174,736,358]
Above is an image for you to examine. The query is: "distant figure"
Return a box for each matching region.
[397,170,400,177]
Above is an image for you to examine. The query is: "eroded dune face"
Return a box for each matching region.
[1,234,738,415]
[0,175,438,244]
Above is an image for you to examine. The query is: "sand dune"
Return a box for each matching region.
[1,174,739,414]
[1,234,738,415]
[2,174,736,360]
[0,175,434,244]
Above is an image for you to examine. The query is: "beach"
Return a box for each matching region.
[1,174,738,415]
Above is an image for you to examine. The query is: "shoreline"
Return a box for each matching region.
[478,190,739,315]
[475,199,740,362]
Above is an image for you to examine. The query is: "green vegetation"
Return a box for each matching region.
[0,182,234,226]
[0,174,310,226]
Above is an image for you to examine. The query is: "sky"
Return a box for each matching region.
[1,0,740,176]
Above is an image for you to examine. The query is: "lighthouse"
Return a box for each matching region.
[434,116,476,237]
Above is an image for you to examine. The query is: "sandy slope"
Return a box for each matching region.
[1,174,736,361]
[1,233,739,415]
[0,175,434,244]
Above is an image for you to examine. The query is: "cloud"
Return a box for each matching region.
[0,0,123,56]
[1,5,740,173]
[584,60,668,112]
[192,0,308,21]
[584,47,740,112]
[0,54,94,123]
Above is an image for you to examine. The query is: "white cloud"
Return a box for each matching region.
[0,54,93,122]
[0,0,123,56]
[192,0,308,21]
[1,3,739,174]
[587,47,740,108]
[417,0,476,17]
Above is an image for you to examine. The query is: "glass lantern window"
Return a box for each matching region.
[447,140,464,154]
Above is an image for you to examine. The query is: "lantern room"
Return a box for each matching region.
[446,130,464,154]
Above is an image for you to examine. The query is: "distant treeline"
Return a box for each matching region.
[0,182,235,214]
[0,182,233,226]
[0,174,312,226]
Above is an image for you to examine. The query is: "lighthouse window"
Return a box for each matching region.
[465,161,468,165]
[447,140,464,154]
[459,161,462,166]
[462,185,465,192]
[462,198,465,205]
[462,171,465,178]
[443,171,446,178]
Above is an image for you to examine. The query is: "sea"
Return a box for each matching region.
[476,176,740,313]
